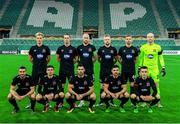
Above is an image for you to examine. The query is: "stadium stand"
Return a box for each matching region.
[17,0,79,36]
[103,0,160,36]
[0,38,176,52]
[171,0,180,19]
[0,0,25,26]
[83,0,99,27]
[0,0,6,11]
[155,0,178,29]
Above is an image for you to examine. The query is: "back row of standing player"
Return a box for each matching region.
[29,32,166,107]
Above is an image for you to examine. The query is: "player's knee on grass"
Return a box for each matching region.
[130,94,136,99]
[36,94,43,101]
[90,92,96,100]
[59,92,64,98]
[101,92,106,99]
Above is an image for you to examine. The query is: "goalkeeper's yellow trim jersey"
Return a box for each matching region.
[139,43,165,68]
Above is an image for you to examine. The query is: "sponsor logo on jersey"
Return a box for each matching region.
[141,89,148,92]
[79,86,85,90]
[83,53,89,57]
[64,54,70,59]
[148,54,154,59]
[105,54,111,59]
[126,54,133,59]
[37,54,43,59]
[112,86,118,90]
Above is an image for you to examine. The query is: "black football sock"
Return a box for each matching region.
[99,89,104,104]
[150,98,160,106]
[66,98,75,108]
[30,99,36,110]
[104,98,110,109]
[89,99,96,108]
[9,99,19,110]
[131,98,137,108]
[120,97,129,108]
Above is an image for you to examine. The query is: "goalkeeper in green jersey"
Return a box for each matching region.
[139,33,166,108]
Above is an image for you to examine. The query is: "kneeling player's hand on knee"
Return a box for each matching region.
[161,67,166,77]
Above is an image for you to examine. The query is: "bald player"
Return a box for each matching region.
[138,33,166,107]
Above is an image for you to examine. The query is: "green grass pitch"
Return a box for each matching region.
[0,55,180,123]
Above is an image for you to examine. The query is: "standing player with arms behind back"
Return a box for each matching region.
[118,35,139,105]
[77,33,96,107]
[56,34,77,95]
[97,34,118,106]
[26,32,51,109]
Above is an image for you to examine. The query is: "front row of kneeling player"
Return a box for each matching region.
[7,64,160,114]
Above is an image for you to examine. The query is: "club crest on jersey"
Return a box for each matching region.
[26,82,29,86]
[88,48,92,52]
[61,49,64,52]
[139,83,142,85]
[84,81,87,85]
[153,49,156,52]
[53,81,56,85]
[110,82,113,84]
[33,49,37,52]
[102,50,105,53]
[42,49,46,53]
[45,82,48,85]
[146,82,150,86]
[69,50,73,53]
[118,81,121,85]
[110,50,114,54]
[132,50,135,53]
[123,50,126,53]
[75,81,78,84]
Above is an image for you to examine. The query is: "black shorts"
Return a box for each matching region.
[99,73,109,83]
[121,72,135,83]
[32,70,46,85]
[59,72,74,84]
[16,89,29,96]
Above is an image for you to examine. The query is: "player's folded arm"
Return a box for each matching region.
[82,86,94,97]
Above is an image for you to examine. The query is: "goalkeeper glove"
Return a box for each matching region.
[161,67,166,77]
